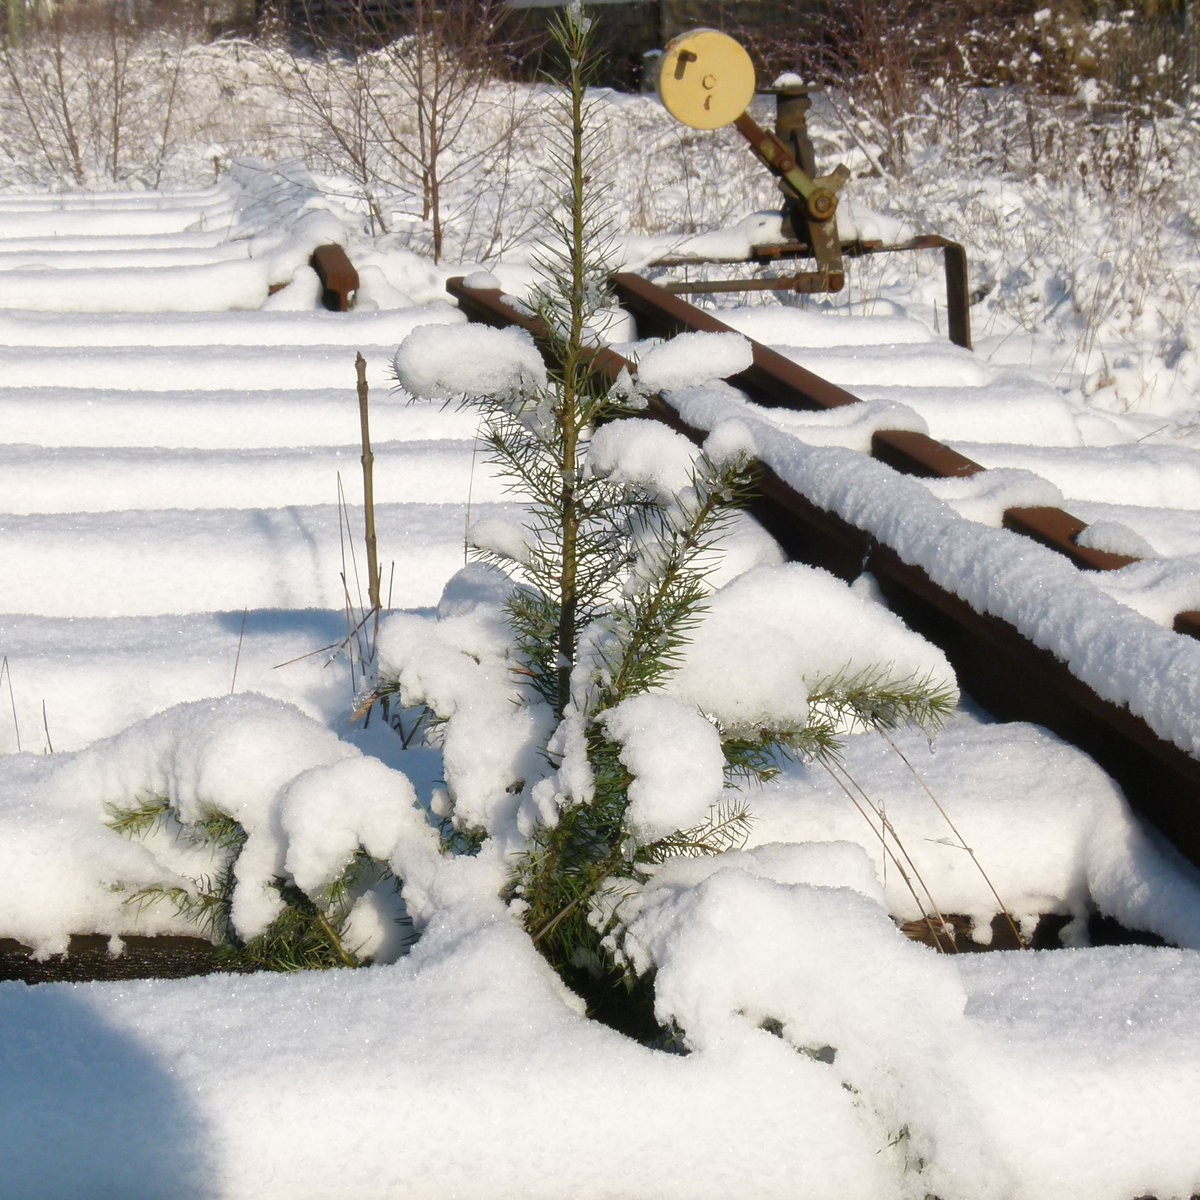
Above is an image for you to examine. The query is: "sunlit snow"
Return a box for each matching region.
[1,40,1200,1200]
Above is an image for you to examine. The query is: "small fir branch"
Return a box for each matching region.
[642,800,754,863]
[104,794,171,839]
[438,819,488,857]
[806,667,956,738]
[110,786,397,970]
[188,810,248,852]
[121,866,234,942]
[592,456,751,711]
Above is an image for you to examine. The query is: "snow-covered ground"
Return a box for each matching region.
[3,47,1200,1199]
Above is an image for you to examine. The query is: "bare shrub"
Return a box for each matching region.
[0,1,209,187]
[273,0,537,259]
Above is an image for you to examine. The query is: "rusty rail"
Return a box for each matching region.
[446,273,1200,873]
[611,273,1187,580]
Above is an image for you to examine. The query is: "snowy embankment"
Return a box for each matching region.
[2,162,1200,1200]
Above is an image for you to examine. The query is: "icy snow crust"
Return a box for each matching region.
[1,114,1200,1198]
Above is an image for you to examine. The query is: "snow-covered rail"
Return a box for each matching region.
[448,273,1200,876]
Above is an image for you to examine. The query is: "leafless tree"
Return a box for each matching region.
[276,0,537,259]
[0,0,207,186]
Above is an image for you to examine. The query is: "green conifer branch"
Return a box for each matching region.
[107,792,395,970]
[104,793,171,838]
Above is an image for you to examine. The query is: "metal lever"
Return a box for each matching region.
[731,112,848,288]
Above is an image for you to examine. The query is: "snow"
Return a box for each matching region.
[666,563,956,735]
[600,693,726,839]
[2,43,1200,1200]
[0,910,902,1200]
[924,467,1065,525]
[665,382,1200,753]
[632,329,753,392]
[949,440,1200,507]
[393,321,548,402]
[616,210,787,268]
[586,418,701,499]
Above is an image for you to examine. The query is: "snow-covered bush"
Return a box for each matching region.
[0,694,441,965]
[380,6,956,997]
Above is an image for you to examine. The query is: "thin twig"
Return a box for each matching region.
[41,700,54,755]
[340,574,358,693]
[879,730,1029,949]
[832,757,952,931]
[355,352,381,615]
[230,608,248,695]
[337,472,366,621]
[271,603,381,674]
[818,758,954,953]
[1,657,21,753]
[464,422,483,564]
[272,639,347,670]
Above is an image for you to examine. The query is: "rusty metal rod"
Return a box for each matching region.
[651,236,973,349]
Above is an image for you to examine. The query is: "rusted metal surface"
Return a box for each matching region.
[869,429,984,479]
[613,272,860,411]
[644,84,972,347]
[647,228,971,345]
[445,277,634,384]
[310,242,359,311]
[1175,610,1200,638]
[658,274,841,296]
[447,272,1200,873]
[844,235,973,350]
[1002,506,1141,572]
[742,457,1200,873]
[730,109,846,293]
[940,239,972,351]
[615,271,1198,631]
[772,87,819,183]
[0,935,248,984]
[899,911,1164,952]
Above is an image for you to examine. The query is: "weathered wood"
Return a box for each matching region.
[310,243,359,311]
[0,935,250,984]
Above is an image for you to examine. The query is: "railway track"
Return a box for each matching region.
[1,165,1198,1198]
[448,271,1200,877]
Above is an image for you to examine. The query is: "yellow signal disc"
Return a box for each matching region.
[657,29,756,130]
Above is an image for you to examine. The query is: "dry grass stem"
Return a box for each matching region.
[819,758,956,953]
[879,730,1028,949]
[1,656,21,753]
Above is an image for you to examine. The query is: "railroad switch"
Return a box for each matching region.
[653,29,972,349]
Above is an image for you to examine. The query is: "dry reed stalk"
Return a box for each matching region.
[229,608,248,696]
[355,353,381,615]
[1,656,21,752]
[878,730,1028,949]
[819,758,957,953]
